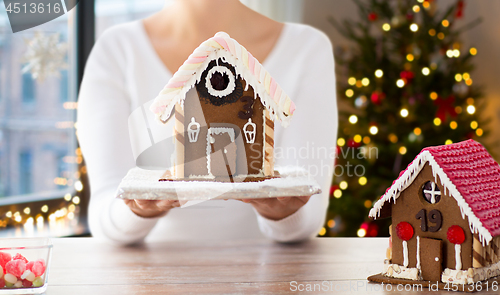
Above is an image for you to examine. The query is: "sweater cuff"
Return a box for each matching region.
[255,205,309,243]
[108,198,160,236]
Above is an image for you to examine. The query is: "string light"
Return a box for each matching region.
[437,32,445,40]
[446,50,454,58]
[41,205,49,213]
[455,106,462,114]
[353,135,362,143]
[361,78,370,86]
[467,105,476,114]
[430,92,438,100]
[356,80,363,88]
[429,29,436,36]
[396,79,405,88]
[334,189,342,198]
[357,228,367,237]
[72,196,81,205]
[470,47,477,55]
[455,74,462,82]
[422,67,430,75]
[463,73,470,80]
[382,23,391,31]
[413,5,420,12]
[64,193,72,201]
[388,133,398,143]
[375,69,383,78]
[423,1,430,8]
[348,77,356,85]
[5,211,12,218]
[346,89,354,97]
[400,108,409,118]
[369,126,379,135]
[434,118,442,126]
[406,54,414,62]
[359,177,368,186]
[339,181,348,190]
[470,121,478,129]
[363,136,371,144]
[417,0,424,3]
[319,227,326,236]
[450,121,458,129]
[465,79,473,86]
[399,146,407,155]
[349,115,358,124]
[327,219,336,228]
[364,200,372,208]
[337,138,346,146]
[467,97,475,105]
[453,49,460,57]
[445,139,453,145]
[476,128,484,136]
[75,181,83,192]
[410,23,419,32]
[442,19,450,27]
[23,207,30,215]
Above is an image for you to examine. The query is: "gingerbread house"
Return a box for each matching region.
[149,32,295,181]
[369,139,500,284]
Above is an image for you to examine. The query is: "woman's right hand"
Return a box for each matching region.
[123,199,180,218]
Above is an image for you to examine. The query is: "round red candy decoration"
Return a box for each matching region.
[396,222,414,241]
[447,225,465,244]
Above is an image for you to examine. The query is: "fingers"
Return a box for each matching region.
[132,199,180,211]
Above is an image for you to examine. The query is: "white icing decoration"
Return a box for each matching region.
[455,244,462,270]
[369,150,493,246]
[403,240,409,267]
[423,181,441,204]
[187,117,201,143]
[383,262,421,281]
[442,261,500,284]
[205,66,236,98]
[243,118,256,144]
[154,49,292,127]
[416,236,421,270]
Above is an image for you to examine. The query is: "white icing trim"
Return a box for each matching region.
[383,263,421,281]
[416,236,421,270]
[155,49,292,127]
[403,240,409,267]
[369,150,493,245]
[205,66,236,98]
[243,119,256,144]
[206,127,235,177]
[442,261,500,284]
[455,244,462,270]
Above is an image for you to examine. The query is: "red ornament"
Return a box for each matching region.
[434,95,457,122]
[447,225,465,244]
[456,0,465,18]
[400,70,414,82]
[347,139,361,148]
[396,222,414,241]
[370,91,385,105]
[368,12,378,21]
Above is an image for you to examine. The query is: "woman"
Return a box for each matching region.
[77,0,337,245]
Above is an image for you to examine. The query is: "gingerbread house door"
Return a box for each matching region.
[207,128,237,177]
[420,237,443,281]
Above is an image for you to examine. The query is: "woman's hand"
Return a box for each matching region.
[241,196,311,221]
[123,199,180,218]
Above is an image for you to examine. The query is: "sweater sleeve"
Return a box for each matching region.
[256,26,338,242]
[77,28,160,245]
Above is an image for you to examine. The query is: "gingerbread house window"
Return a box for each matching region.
[422,181,441,204]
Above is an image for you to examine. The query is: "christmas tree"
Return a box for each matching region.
[322,0,486,237]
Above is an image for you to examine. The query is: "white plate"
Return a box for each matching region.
[116,166,322,201]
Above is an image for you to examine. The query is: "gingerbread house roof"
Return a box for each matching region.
[149,32,295,127]
[369,139,500,245]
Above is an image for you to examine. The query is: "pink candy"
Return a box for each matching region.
[5,260,26,278]
[0,252,11,270]
[27,259,45,277]
[12,253,28,264]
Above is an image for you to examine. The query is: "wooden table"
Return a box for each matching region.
[46,237,497,294]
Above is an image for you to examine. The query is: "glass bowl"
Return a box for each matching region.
[0,238,52,294]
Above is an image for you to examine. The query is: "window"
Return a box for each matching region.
[60,70,68,103]
[22,72,35,103]
[19,151,32,195]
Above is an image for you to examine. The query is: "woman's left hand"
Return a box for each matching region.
[240,196,311,221]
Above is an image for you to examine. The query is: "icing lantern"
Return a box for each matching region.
[396,222,414,241]
[447,225,465,270]
[187,117,201,143]
[396,222,414,268]
[243,118,256,143]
